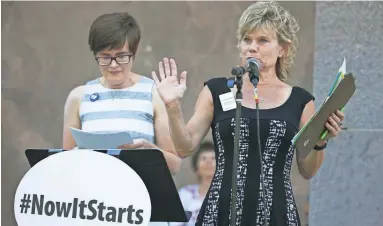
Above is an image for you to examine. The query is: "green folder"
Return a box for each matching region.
[319,58,347,139]
[291,58,356,159]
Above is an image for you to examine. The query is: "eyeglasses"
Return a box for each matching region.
[95,54,133,66]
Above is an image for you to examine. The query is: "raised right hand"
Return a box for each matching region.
[151,58,187,105]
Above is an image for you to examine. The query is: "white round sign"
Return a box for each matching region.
[14,150,151,226]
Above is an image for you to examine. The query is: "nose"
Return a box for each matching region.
[109,59,119,68]
[249,40,259,53]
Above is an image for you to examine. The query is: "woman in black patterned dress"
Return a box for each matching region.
[152,1,345,225]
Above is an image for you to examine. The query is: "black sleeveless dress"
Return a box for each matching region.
[195,77,315,226]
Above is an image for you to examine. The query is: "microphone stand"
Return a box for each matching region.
[228,68,268,226]
[250,70,268,226]
[227,69,244,226]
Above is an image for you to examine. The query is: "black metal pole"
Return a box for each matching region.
[229,73,243,226]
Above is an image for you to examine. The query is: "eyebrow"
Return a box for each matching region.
[259,35,269,38]
[244,34,272,39]
[99,52,131,56]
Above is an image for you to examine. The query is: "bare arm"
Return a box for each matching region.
[296,100,344,179]
[296,100,325,179]
[152,58,214,159]
[152,86,182,174]
[62,86,84,149]
[165,85,214,158]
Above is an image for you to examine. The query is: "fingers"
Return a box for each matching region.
[151,71,160,85]
[335,110,345,121]
[140,140,157,149]
[159,61,165,80]
[325,122,338,137]
[163,58,171,77]
[330,113,341,124]
[156,57,183,83]
[117,139,144,149]
[133,138,145,146]
[325,112,343,137]
[179,71,187,86]
[323,109,345,140]
[170,58,178,78]
[328,116,341,131]
[117,143,141,149]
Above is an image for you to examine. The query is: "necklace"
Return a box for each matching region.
[254,92,266,104]
[257,82,279,104]
[259,96,265,103]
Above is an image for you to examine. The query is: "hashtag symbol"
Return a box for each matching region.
[20,194,31,214]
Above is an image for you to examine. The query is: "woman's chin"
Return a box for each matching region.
[104,76,125,88]
[107,71,124,78]
[106,73,124,81]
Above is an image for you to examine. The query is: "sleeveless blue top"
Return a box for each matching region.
[79,76,155,143]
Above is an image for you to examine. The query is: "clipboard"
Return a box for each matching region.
[292,73,356,159]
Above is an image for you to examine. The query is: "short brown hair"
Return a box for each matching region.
[88,12,141,57]
[191,141,215,172]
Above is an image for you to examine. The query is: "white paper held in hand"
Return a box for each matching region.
[70,127,133,149]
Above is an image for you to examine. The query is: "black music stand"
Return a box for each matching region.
[25,148,192,223]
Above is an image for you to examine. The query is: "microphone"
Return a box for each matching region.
[246,58,261,87]
[231,67,246,76]
[231,58,261,86]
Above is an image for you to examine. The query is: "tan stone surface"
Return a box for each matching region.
[2,2,315,225]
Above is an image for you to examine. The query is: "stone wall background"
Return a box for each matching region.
[310,2,383,226]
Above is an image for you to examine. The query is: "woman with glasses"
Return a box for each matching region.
[62,12,181,177]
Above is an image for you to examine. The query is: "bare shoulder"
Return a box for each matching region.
[197,85,214,105]
[64,85,85,112]
[67,85,85,101]
[70,85,85,97]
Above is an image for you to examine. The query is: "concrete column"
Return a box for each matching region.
[311,2,383,226]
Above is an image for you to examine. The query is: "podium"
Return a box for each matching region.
[25,148,192,223]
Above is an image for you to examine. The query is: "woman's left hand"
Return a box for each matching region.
[117,138,158,150]
[321,110,345,141]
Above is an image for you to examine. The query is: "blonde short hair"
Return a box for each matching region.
[237,1,300,81]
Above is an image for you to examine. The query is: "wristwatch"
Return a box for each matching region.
[314,141,327,151]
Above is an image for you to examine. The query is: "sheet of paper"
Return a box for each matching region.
[70,127,133,149]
